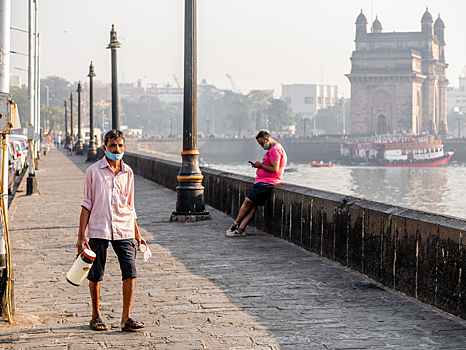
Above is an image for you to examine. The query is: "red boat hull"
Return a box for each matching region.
[370,154,453,167]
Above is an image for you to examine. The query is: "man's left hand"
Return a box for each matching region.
[135,232,147,250]
[251,161,262,169]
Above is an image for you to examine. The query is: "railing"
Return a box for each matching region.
[123,152,466,320]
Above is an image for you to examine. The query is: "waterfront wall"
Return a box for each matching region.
[124,152,466,320]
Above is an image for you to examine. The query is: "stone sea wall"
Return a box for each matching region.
[124,152,466,320]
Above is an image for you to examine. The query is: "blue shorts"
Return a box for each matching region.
[247,182,274,206]
[87,238,137,282]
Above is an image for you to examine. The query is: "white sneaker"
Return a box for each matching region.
[226,223,239,236]
[226,227,246,237]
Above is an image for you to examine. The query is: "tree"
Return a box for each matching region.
[198,88,224,134]
[248,90,272,131]
[152,105,182,136]
[266,99,293,133]
[41,105,64,134]
[40,76,72,107]
[314,97,346,134]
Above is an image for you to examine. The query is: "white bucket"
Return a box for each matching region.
[66,248,96,286]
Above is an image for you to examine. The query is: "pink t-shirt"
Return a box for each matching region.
[255,143,287,185]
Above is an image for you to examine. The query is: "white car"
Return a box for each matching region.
[10,135,28,171]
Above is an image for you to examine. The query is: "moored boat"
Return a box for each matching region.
[340,134,454,167]
[284,166,299,172]
[310,161,335,168]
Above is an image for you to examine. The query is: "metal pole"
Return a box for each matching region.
[87,62,97,161]
[26,0,37,195]
[64,98,67,137]
[36,32,40,144]
[75,82,83,155]
[34,1,39,160]
[171,0,210,221]
[70,92,73,137]
[0,0,10,206]
[0,0,11,304]
[107,25,120,130]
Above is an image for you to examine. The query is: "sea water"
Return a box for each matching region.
[212,163,466,220]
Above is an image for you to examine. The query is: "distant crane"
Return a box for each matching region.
[226,73,240,93]
[173,74,182,88]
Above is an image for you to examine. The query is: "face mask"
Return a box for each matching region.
[105,150,124,162]
[262,142,270,150]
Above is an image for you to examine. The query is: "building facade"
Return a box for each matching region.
[447,72,466,113]
[346,9,448,135]
[281,83,338,121]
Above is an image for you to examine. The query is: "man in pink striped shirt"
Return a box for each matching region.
[77,129,147,332]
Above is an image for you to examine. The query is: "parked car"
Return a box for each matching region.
[12,140,25,175]
[10,136,28,174]
[7,142,16,193]
[10,135,28,170]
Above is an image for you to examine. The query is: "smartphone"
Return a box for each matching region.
[248,161,253,164]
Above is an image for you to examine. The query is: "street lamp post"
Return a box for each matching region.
[107,25,121,130]
[87,62,97,161]
[44,85,48,133]
[26,0,37,195]
[75,82,83,155]
[170,0,210,222]
[64,98,67,137]
[70,92,74,139]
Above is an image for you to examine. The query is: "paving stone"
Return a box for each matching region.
[1,149,466,349]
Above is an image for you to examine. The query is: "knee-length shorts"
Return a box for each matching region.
[87,238,137,282]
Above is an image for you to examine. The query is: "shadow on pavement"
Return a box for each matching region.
[64,149,466,349]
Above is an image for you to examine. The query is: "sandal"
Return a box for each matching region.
[90,316,108,331]
[121,318,145,331]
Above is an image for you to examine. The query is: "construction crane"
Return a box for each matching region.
[226,73,240,93]
[173,74,182,88]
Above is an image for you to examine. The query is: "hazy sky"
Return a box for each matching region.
[9,0,466,97]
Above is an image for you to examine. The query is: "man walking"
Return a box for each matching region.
[56,134,62,149]
[65,132,73,156]
[226,130,287,237]
[76,129,147,331]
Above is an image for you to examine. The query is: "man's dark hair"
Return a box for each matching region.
[256,130,270,140]
[104,129,125,146]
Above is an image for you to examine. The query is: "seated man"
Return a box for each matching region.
[226,130,287,237]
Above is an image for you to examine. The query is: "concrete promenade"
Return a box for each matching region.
[1,149,466,349]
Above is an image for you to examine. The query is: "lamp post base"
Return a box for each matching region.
[86,143,98,162]
[26,176,37,195]
[86,152,98,162]
[170,211,211,223]
[75,137,84,155]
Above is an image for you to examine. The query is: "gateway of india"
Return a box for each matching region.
[346,8,448,135]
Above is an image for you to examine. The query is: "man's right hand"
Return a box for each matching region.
[76,238,90,255]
